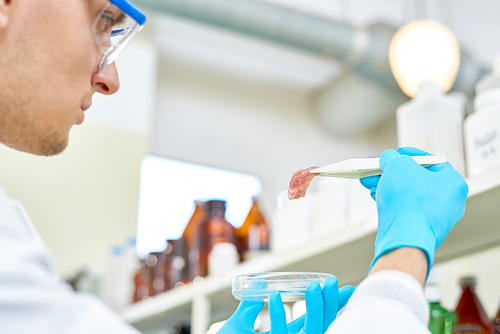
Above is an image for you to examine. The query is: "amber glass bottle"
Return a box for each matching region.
[193,200,236,278]
[133,259,151,303]
[453,277,491,334]
[235,199,270,261]
[168,238,189,288]
[182,201,205,249]
[491,302,500,334]
[144,252,163,296]
[148,251,168,295]
[182,201,205,281]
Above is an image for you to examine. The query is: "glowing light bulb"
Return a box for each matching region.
[389,20,461,97]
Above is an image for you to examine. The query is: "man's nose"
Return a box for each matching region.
[91,62,120,95]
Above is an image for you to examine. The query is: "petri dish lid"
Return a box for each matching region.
[231,272,334,302]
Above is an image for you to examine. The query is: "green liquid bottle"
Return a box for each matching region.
[426,283,457,334]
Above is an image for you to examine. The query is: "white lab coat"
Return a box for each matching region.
[327,270,431,333]
[0,186,140,334]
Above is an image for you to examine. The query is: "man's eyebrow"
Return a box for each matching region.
[115,12,126,26]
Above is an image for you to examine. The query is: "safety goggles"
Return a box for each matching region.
[93,0,147,72]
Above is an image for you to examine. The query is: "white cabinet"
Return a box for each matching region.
[121,167,500,334]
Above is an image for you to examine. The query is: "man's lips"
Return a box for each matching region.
[78,104,91,125]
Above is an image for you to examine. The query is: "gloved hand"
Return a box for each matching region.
[268,277,355,334]
[218,276,355,334]
[360,147,468,273]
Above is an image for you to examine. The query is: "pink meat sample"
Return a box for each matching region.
[287,167,319,200]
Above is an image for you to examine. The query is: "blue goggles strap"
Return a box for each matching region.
[109,0,147,25]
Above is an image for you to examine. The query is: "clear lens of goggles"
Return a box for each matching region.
[94,3,144,72]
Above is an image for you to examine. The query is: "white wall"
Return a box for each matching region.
[151,56,378,216]
[0,123,148,278]
[150,16,389,216]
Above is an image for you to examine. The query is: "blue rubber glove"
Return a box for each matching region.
[218,276,355,334]
[359,147,468,273]
[268,277,355,334]
[217,300,266,334]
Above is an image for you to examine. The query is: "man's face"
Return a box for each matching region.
[0,0,120,156]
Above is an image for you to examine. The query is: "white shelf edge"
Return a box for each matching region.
[466,166,500,197]
[121,282,195,324]
[121,223,373,324]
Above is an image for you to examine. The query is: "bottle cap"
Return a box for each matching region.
[204,200,227,211]
[424,284,442,302]
[475,53,500,95]
[415,82,443,99]
[460,276,477,287]
[426,268,439,285]
[112,245,123,255]
[493,54,500,76]
[205,200,226,207]
[127,237,137,247]
[474,87,500,110]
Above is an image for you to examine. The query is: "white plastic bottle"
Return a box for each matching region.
[208,242,239,276]
[397,81,466,175]
[103,245,128,311]
[463,55,500,176]
[123,237,141,305]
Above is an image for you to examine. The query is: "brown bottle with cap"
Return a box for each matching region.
[193,200,236,278]
[453,276,491,334]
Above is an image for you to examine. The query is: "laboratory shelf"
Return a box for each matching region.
[121,168,500,334]
[122,283,193,329]
[436,167,500,262]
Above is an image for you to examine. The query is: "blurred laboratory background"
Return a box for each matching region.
[2,0,500,333]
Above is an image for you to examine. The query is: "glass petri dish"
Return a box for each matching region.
[231,272,334,302]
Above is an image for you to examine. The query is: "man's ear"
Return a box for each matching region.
[0,0,17,29]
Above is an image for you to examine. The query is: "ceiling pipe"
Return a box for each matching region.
[134,0,398,86]
[135,0,485,135]
[136,0,356,59]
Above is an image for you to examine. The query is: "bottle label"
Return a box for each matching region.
[473,129,497,151]
[465,106,500,175]
[452,324,483,334]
